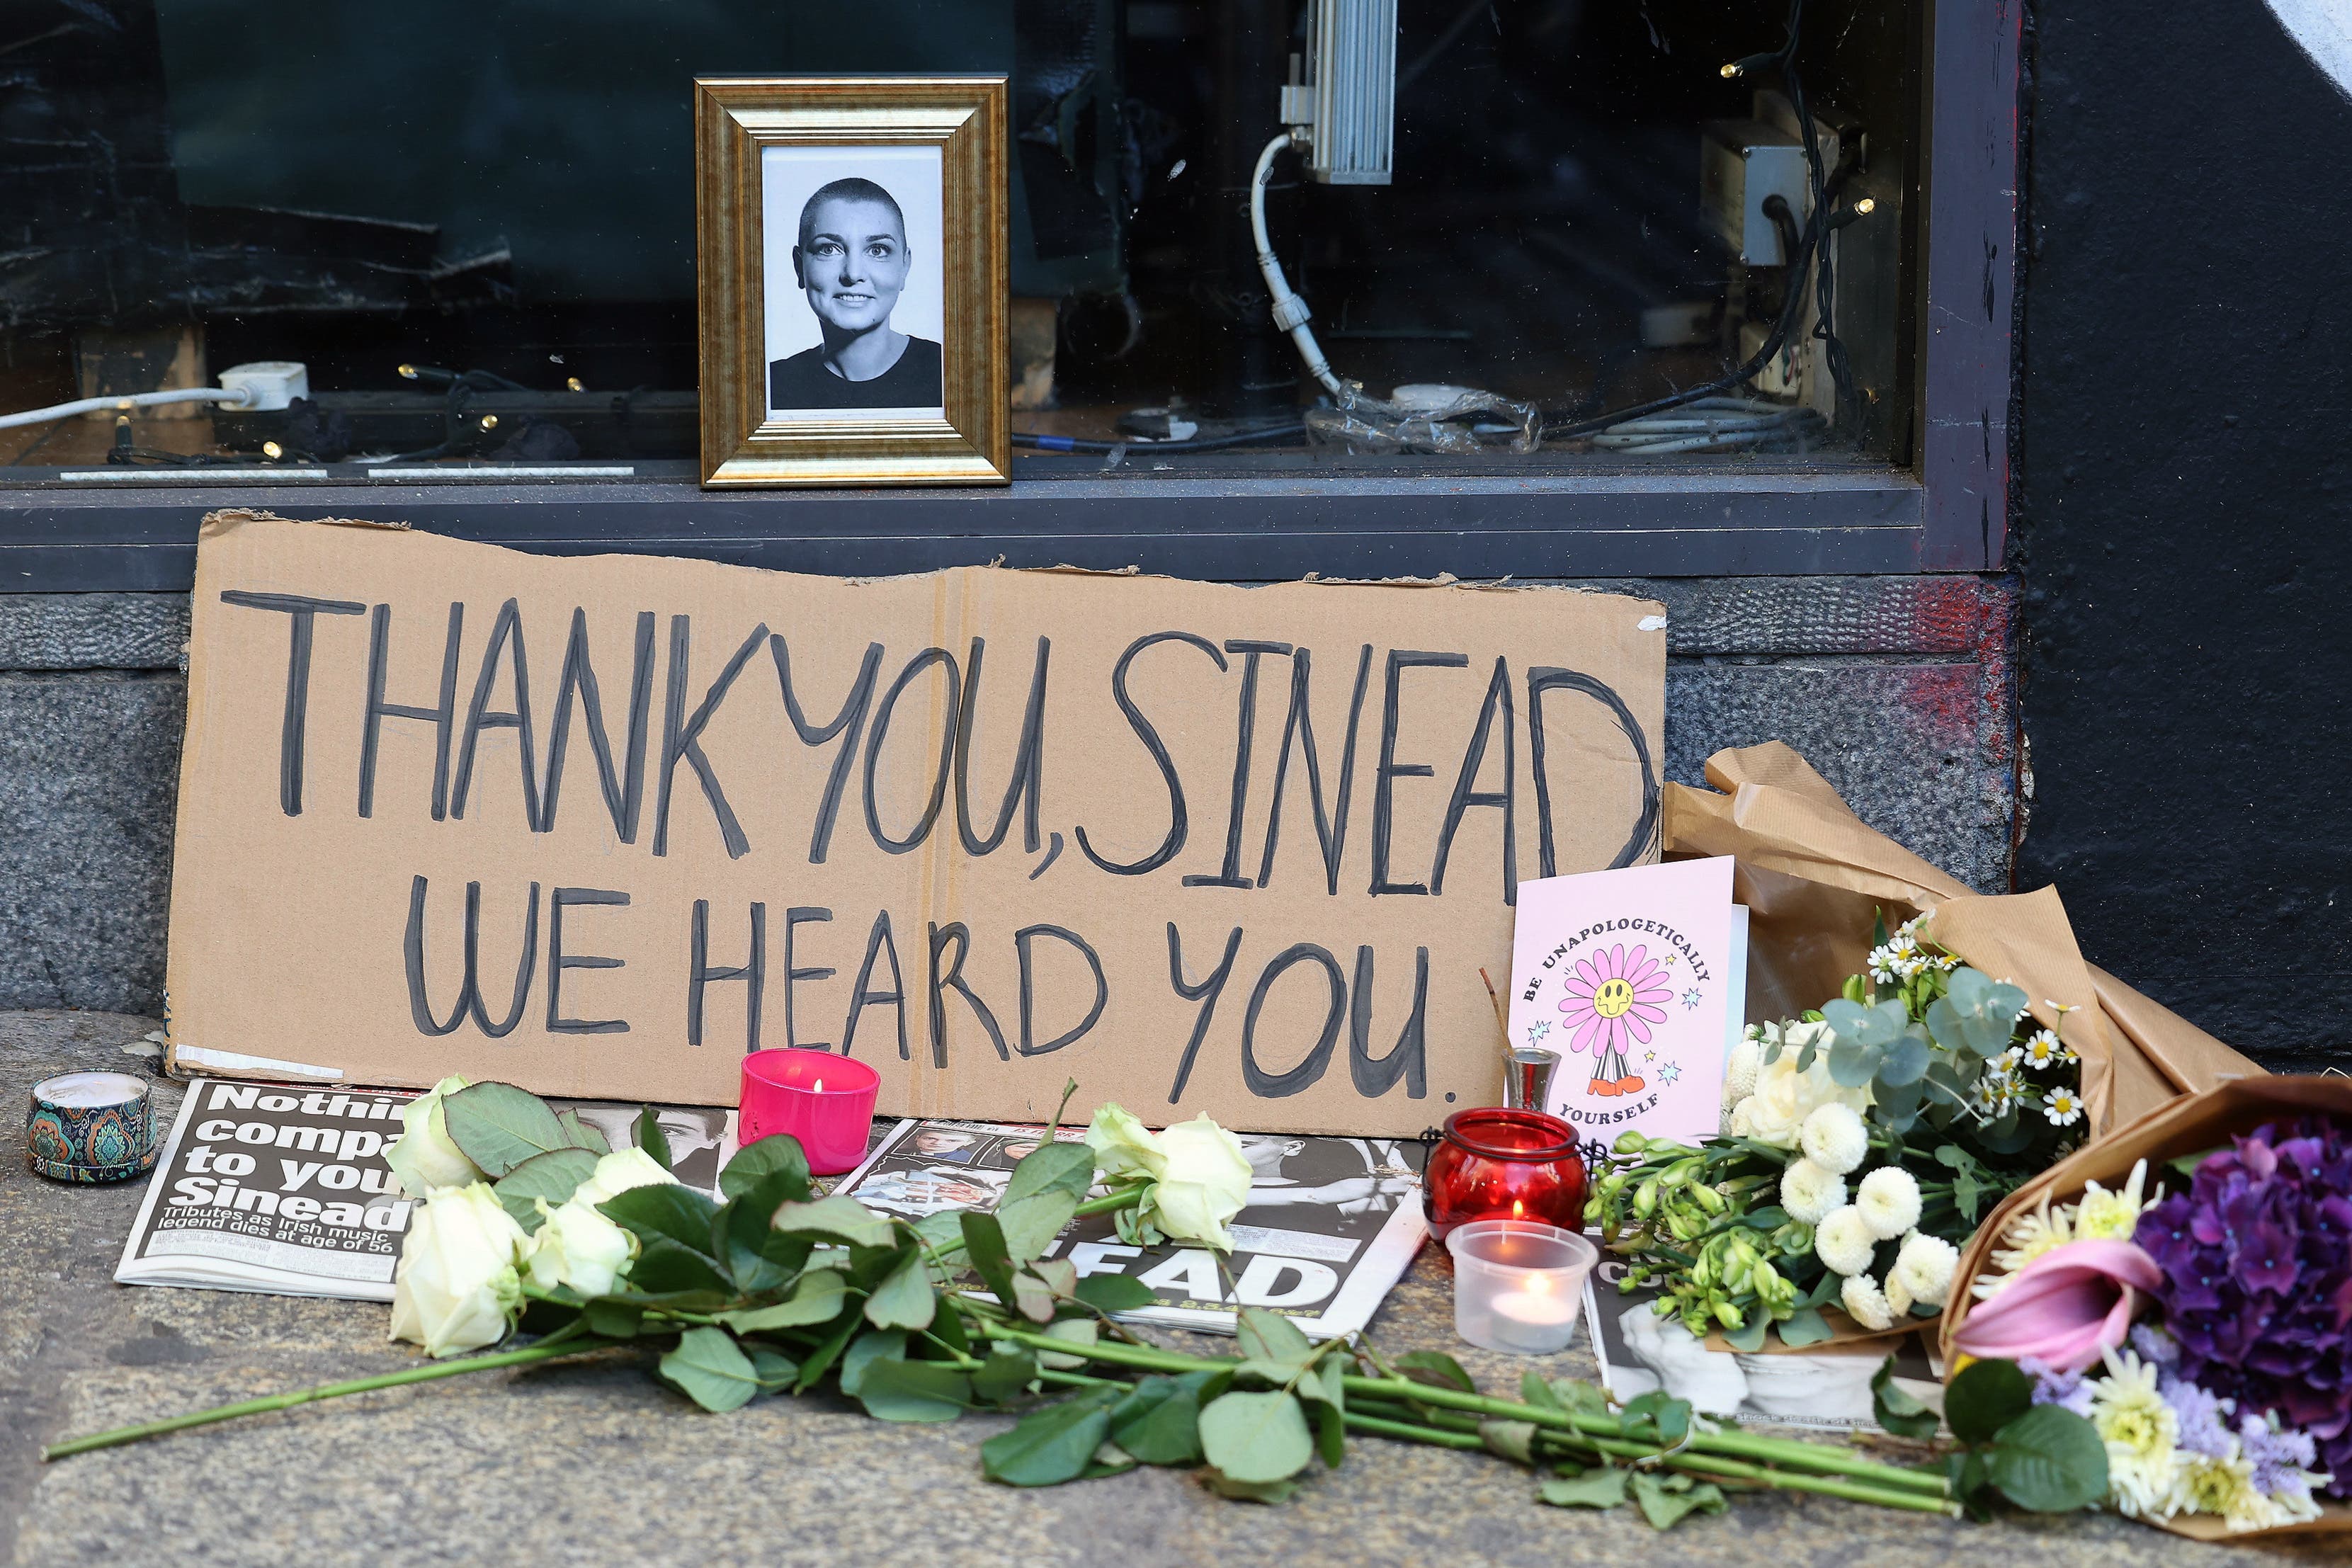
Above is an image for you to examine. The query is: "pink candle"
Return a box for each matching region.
[739,1049,880,1175]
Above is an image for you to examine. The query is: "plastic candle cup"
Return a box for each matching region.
[738,1049,880,1175]
[1446,1219,1597,1356]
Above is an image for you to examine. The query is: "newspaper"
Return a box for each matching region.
[1581,1246,1945,1433]
[115,1079,736,1300]
[833,1118,1428,1339]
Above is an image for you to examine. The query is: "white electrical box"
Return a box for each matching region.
[1700,119,1810,265]
[1289,0,1397,186]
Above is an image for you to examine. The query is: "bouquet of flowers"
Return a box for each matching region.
[1943,1078,2352,1538]
[1589,918,2087,1348]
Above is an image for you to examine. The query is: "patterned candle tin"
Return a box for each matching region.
[25,1070,159,1183]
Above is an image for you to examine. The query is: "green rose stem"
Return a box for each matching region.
[977,1323,1950,1504]
[1071,1188,1147,1220]
[41,1336,624,1460]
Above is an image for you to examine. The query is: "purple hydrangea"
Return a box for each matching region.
[2137,1115,2352,1496]
[2021,1356,2096,1419]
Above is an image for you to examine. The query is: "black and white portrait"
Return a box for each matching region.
[762,145,947,420]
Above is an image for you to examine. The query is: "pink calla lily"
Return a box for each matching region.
[1950,1238,2164,1373]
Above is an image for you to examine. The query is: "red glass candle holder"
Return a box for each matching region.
[1423,1108,1587,1241]
[739,1049,880,1176]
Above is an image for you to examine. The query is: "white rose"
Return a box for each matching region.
[573,1145,681,1210]
[1856,1166,1924,1241]
[1739,1026,1872,1149]
[1084,1103,1167,1182]
[1141,1116,1252,1252]
[526,1195,637,1300]
[1813,1204,1877,1276]
[390,1183,528,1358]
[1777,1158,1848,1225]
[385,1074,486,1199]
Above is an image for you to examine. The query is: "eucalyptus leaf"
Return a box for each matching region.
[997,1189,1080,1266]
[657,1326,761,1413]
[721,1270,848,1331]
[771,1194,893,1250]
[1987,1404,2108,1512]
[1198,1390,1314,1484]
[1110,1373,1214,1465]
[720,1135,811,1203]
[838,1329,907,1398]
[1774,1307,1833,1348]
[863,1249,938,1331]
[1944,1357,2033,1445]
[856,1358,970,1423]
[982,1392,1118,1486]
[1869,1356,1943,1439]
[441,1081,569,1178]
[1539,1467,1628,1509]
[1878,1030,1932,1086]
[634,1106,671,1171]
[494,1147,601,1232]
[1823,996,1907,1050]
[1827,1035,1882,1089]
[1722,1314,1770,1353]
[1003,1142,1096,1205]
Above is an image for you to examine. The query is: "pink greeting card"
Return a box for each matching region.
[1508,857,1738,1154]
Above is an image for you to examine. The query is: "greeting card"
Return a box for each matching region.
[1509,857,1739,1160]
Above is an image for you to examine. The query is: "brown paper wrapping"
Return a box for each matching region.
[1665,742,2261,1353]
[1939,1076,2352,1540]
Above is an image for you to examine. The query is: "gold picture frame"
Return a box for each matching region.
[695,76,1009,487]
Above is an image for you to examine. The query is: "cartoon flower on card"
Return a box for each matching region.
[1557,943,1673,1091]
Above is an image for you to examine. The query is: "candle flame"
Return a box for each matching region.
[814,1078,824,1094]
[1526,1272,1552,1296]
[1511,1199,1523,1218]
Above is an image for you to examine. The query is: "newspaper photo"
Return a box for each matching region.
[115,1079,736,1300]
[1581,1246,1946,1433]
[834,1118,1428,1339]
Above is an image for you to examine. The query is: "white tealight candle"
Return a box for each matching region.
[1487,1278,1579,1353]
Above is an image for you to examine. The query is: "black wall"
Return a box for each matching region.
[2017,0,2352,1067]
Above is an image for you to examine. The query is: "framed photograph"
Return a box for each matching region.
[695,76,1008,487]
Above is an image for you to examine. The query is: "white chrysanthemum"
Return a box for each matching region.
[1778,1158,1848,1225]
[1799,1102,1870,1175]
[1723,1032,1764,1108]
[1885,1266,1914,1317]
[2044,1087,2086,1126]
[2074,1159,2157,1242]
[1728,1098,1758,1140]
[2172,1451,2276,1532]
[1856,1166,1924,1241]
[1892,1231,1960,1308]
[2089,1352,2181,1519]
[1980,1193,2075,1295]
[1840,1272,1896,1331]
[1814,1205,1877,1276]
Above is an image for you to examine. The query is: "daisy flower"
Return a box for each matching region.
[2017,1028,2064,1071]
[2043,1087,2085,1126]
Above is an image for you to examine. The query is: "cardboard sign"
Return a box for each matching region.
[165,511,1664,1133]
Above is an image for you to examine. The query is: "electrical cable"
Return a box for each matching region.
[1249,131,1349,401]
[1013,424,1308,455]
[0,385,254,432]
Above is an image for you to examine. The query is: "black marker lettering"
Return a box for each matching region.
[1526,666,1661,875]
[220,590,365,817]
[1076,631,1227,876]
[1163,924,1244,1103]
[1185,640,1288,889]
[1240,943,1345,1098]
[540,608,656,843]
[1016,925,1108,1057]
[402,875,539,1038]
[954,635,1050,856]
[1348,944,1429,1098]
[450,598,542,830]
[783,906,836,1050]
[841,910,909,1061]
[771,636,884,863]
[547,887,630,1034]
[1257,643,1373,894]
[1429,656,1517,903]
[1370,650,1466,895]
[862,647,960,855]
[688,899,764,1050]
[927,921,1010,1067]
[653,618,767,859]
[361,602,464,820]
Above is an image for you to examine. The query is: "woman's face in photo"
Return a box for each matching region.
[796,196,908,334]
